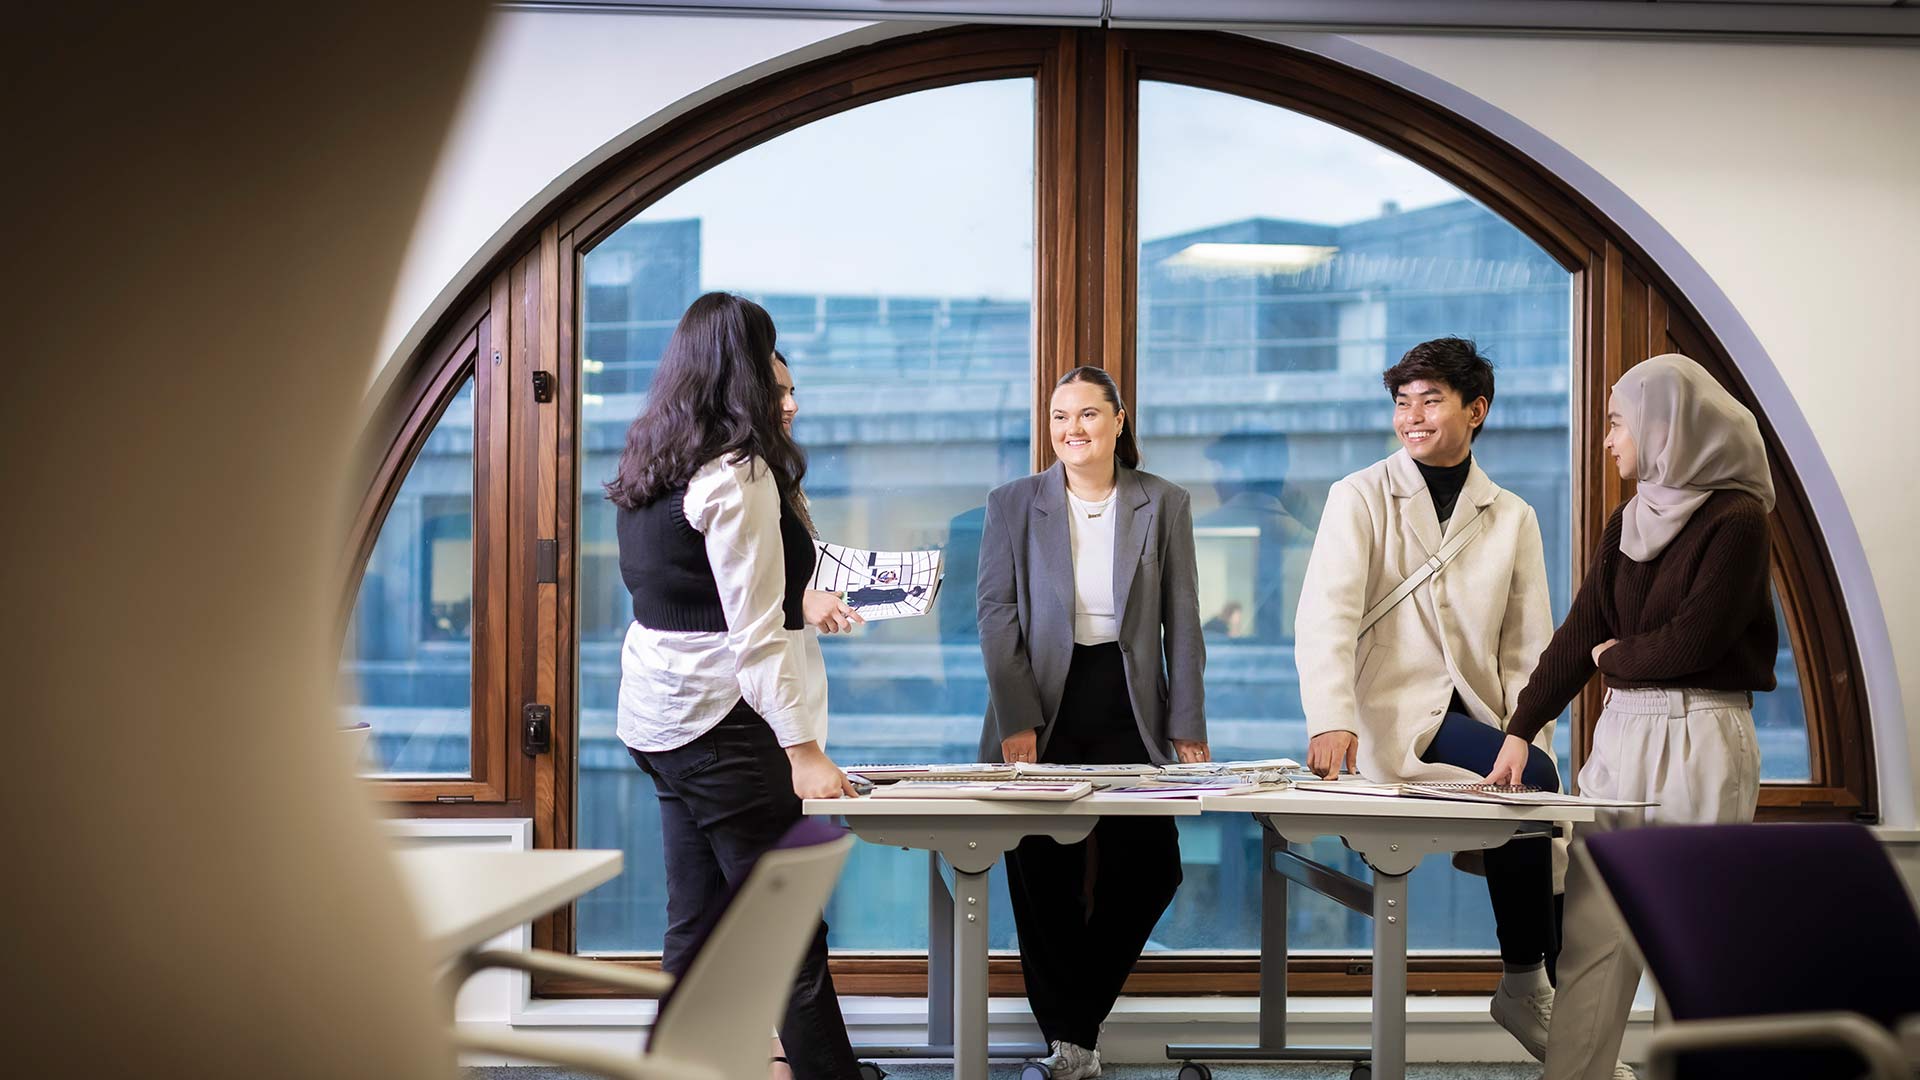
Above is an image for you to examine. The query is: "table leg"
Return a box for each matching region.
[927,852,954,1047]
[1166,821,1369,1066]
[1260,824,1289,1048]
[953,865,991,1080]
[1370,867,1410,1080]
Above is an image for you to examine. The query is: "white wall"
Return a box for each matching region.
[375,10,881,390]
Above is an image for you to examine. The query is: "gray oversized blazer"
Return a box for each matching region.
[975,462,1206,765]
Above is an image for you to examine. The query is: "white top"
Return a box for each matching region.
[1066,488,1119,645]
[616,455,828,753]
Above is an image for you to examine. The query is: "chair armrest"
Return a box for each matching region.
[454,1029,720,1080]
[1643,1011,1909,1080]
[446,947,675,1001]
[1897,1012,1920,1063]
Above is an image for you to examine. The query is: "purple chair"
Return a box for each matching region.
[1583,823,1920,1080]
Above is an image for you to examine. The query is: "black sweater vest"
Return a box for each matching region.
[617,478,814,633]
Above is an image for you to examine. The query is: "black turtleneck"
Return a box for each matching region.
[1415,454,1476,719]
[1416,455,1472,526]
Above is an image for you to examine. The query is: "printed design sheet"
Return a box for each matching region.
[809,542,945,621]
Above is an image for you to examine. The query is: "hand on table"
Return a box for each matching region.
[1483,734,1535,787]
[786,741,860,799]
[1172,739,1210,764]
[1307,730,1358,779]
[999,729,1038,765]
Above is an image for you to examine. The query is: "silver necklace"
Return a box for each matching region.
[1071,490,1117,520]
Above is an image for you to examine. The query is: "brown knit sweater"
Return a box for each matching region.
[1505,490,1778,741]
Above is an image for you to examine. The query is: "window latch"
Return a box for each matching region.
[523,703,552,757]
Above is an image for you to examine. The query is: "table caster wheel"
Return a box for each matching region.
[856,1064,888,1080]
[1350,1063,1372,1080]
[1019,1062,1053,1080]
[1177,1061,1212,1080]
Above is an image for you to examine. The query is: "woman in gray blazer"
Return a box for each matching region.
[977,366,1208,1080]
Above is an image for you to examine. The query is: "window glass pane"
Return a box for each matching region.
[1758,588,1814,780]
[577,80,1035,953]
[1135,82,1576,953]
[340,378,475,777]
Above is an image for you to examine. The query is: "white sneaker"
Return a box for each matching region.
[1612,1064,1637,1080]
[1032,1039,1101,1080]
[1490,979,1554,1061]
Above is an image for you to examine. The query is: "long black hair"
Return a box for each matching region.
[604,292,807,512]
[1054,365,1141,469]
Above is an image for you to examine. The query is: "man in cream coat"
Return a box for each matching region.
[1296,338,1571,1065]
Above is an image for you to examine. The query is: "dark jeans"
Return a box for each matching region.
[1005,642,1182,1049]
[1420,710,1564,975]
[629,701,859,1080]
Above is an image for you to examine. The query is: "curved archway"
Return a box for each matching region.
[348,23,1887,988]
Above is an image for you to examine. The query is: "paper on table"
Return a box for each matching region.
[1293,780,1657,808]
[868,780,1093,802]
[1161,758,1303,776]
[1100,772,1294,799]
[846,763,1016,782]
[809,542,944,621]
[1403,785,1658,809]
[1014,762,1161,778]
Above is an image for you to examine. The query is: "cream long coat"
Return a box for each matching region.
[1295,449,1555,783]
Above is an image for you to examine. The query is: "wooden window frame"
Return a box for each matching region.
[349,24,1877,996]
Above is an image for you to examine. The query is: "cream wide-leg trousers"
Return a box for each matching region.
[1541,687,1762,1080]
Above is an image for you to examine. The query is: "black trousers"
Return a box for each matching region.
[1004,642,1182,1050]
[1419,710,1564,977]
[630,701,859,1080]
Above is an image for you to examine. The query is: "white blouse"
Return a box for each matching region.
[1066,488,1119,645]
[615,455,828,754]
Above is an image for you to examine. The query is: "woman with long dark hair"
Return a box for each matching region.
[609,292,860,1080]
[976,366,1208,1080]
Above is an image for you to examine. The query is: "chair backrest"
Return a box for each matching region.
[646,818,853,1079]
[1585,823,1920,1079]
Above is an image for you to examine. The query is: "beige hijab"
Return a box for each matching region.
[1613,354,1774,562]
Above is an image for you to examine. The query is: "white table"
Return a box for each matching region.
[805,793,1202,1080]
[1179,789,1598,1080]
[393,848,623,963]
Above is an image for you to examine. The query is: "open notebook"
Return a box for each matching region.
[1291,779,1657,809]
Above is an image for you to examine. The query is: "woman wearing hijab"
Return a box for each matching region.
[1486,354,1777,1080]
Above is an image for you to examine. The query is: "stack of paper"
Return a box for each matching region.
[869,780,1094,802]
[1161,758,1303,777]
[845,763,1017,783]
[1014,763,1161,780]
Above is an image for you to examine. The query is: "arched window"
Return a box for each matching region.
[347,27,1874,993]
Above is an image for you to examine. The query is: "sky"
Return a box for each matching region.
[622,78,1471,299]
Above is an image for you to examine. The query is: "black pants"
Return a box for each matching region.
[1419,710,1563,976]
[1004,642,1182,1050]
[630,701,859,1080]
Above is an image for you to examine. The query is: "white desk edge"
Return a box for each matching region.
[394,848,624,961]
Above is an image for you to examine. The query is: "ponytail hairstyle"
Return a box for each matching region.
[604,293,808,515]
[1054,365,1141,469]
